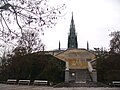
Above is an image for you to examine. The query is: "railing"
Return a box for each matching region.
[6,79,49,86]
[88,60,96,72]
[18,80,30,85]
[7,79,17,84]
[33,80,48,85]
[110,81,120,87]
[88,60,97,82]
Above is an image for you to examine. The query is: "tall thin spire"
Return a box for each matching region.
[59,40,61,50]
[70,12,75,32]
[68,12,78,49]
[87,41,89,50]
[71,12,74,25]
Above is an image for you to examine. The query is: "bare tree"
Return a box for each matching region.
[17,29,44,53]
[0,0,66,49]
[110,31,120,54]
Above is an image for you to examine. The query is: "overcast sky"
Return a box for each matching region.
[42,0,120,51]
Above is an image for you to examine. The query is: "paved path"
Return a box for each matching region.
[0,84,120,90]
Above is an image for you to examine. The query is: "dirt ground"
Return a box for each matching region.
[0,84,120,90]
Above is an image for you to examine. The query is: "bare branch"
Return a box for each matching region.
[1,12,11,33]
[0,0,66,53]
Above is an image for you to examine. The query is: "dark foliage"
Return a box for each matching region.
[0,53,65,83]
[97,53,120,83]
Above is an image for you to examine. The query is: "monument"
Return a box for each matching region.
[55,13,96,83]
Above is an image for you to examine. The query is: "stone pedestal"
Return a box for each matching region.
[92,71,97,82]
[65,70,69,82]
[65,61,69,82]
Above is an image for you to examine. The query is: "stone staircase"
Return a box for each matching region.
[69,69,92,82]
[77,69,92,82]
[54,69,108,87]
